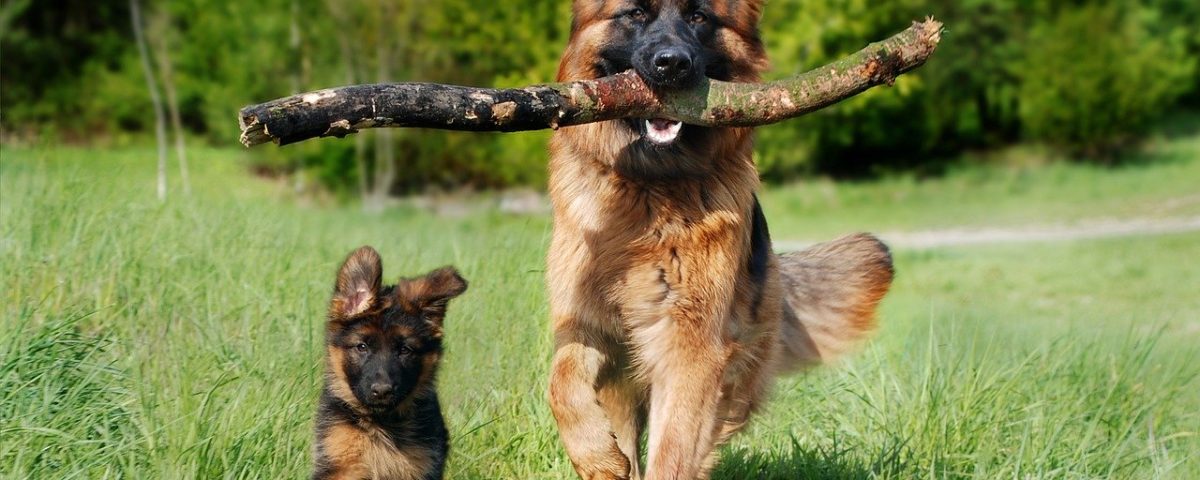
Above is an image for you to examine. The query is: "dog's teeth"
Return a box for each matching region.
[644,119,683,145]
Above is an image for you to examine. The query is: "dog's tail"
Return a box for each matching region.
[774,233,894,371]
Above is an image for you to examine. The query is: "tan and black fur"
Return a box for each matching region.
[313,246,467,480]
[546,1,894,479]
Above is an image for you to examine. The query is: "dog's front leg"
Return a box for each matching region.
[549,330,632,480]
[640,322,726,480]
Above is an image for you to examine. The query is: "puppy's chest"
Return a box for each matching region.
[348,423,440,480]
[360,427,436,480]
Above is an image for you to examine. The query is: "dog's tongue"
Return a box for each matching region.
[644,118,683,145]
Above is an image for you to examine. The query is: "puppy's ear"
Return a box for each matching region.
[396,267,468,328]
[329,246,382,320]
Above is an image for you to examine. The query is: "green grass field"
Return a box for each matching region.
[2,143,1197,479]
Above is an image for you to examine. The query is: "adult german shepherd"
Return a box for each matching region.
[313,246,467,480]
[546,1,895,479]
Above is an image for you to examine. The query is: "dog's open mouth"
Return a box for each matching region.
[643,118,683,146]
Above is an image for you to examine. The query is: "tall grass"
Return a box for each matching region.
[1,310,147,478]
[1,146,1196,478]
[718,326,1198,478]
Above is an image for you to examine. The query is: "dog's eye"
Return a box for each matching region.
[689,11,708,24]
[397,345,413,356]
[627,8,646,21]
[355,343,369,352]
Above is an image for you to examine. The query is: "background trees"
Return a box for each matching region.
[2,0,1197,192]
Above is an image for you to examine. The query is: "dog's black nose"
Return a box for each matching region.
[370,383,393,398]
[652,48,692,79]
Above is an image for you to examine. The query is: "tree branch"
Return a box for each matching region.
[239,18,943,148]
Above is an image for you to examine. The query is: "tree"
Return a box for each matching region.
[1016,3,1195,157]
[150,6,190,195]
[129,0,167,201]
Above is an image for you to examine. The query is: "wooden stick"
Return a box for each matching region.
[239,18,942,147]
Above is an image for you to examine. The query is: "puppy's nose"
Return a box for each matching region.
[653,48,692,79]
[370,383,393,398]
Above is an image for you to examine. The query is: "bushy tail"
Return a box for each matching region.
[775,233,894,370]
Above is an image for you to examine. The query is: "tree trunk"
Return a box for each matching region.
[130,0,169,200]
[239,19,943,148]
[153,9,190,195]
[366,0,397,212]
[289,0,302,95]
[324,0,370,205]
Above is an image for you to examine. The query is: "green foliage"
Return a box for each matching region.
[292,0,566,191]
[2,0,1199,187]
[758,0,960,177]
[0,0,132,135]
[1016,4,1196,157]
[756,0,1198,177]
[1145,0,1200,105]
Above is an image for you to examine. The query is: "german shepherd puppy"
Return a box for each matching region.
[547,1,894,479]
[313,246,467,480]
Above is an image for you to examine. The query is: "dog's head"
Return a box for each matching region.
[324,246,467,414]
[558,0,768,148]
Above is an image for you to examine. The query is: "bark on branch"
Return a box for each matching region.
[239,18,943,147]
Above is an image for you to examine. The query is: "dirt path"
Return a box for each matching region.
[775,215,1200,251]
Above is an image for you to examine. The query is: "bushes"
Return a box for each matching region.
[2,0,1198,188]
[756,0,1031,178]
[754,0,1198,177]
[1016,4,1196,158]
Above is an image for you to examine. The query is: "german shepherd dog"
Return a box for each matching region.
[313,246,467,480]
[547,1,895,479]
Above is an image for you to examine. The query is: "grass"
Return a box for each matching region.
[1,143,1197,478]
[758,135,1200,240]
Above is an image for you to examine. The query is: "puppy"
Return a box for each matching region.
[312,246,467,480]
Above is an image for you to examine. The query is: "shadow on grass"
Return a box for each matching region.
[713,435,908,480]
[1099,109,1200,168]
[1156,109,1200,140]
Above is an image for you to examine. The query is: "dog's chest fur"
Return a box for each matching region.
[547,123,762,341]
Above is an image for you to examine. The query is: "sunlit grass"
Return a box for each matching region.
[759,135,1200,239]
[1,144,1196,478]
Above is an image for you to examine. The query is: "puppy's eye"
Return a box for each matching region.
[627,8,646,21]
[398,345,413,356]
[355,343,369,352]
[689,11,708,24]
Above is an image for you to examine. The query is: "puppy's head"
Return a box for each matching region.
[324,246,467,414]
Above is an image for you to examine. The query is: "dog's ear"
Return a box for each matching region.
[396,266,468,328]
[329,246,382,320]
